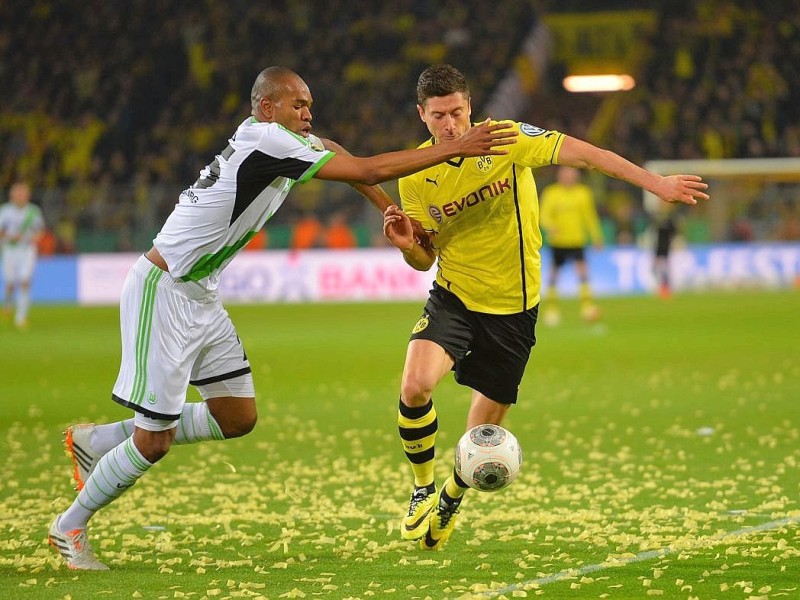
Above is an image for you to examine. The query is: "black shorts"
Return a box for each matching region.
[551,246,586,268]
[655,227,674,258]
[410,283,538,404]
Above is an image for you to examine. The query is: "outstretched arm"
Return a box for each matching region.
[557,136,709,205]
[315,119,516,186]
[320,137,431,248]
[383,205,435,271]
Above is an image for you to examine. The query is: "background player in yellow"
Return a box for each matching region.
[383,64,709,550]
[539,165,604,325]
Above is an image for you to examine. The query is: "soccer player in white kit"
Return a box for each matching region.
[47,66,517,570]
[0,181,44,329]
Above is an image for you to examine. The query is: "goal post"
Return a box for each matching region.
[642,157,800,243]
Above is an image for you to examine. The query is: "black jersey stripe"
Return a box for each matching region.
[512,165,527,311]
[230,151,313,225]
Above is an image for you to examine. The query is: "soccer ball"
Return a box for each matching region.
[454,424,522,492]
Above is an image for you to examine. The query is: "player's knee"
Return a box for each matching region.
[400,377,434,408]
[144,442,172,463]
[221,412,257,438]
[208,397,257,438]
[133,429,175,463]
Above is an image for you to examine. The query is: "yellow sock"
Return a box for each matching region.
[445,470,469,500]
[398,399,438,488]
[579,281,592,305]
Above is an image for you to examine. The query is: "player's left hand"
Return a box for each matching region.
[657,175,709,205]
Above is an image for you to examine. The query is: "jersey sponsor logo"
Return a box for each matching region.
[428,205,443,224]
[520,123,546,137]
[412,314,430,334]
[440,178,511,218]
[180,189,199,204]
[475,155,493,173]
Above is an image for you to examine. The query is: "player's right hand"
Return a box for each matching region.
[456,119,517,157]
[383,205,415,251]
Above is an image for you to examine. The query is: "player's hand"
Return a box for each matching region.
[656,175,709,205]
[383,205,415,251]
[410,217,432,250]
[454,119,517,157]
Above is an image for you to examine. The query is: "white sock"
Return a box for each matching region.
[16,287,30,324]
[174,402,225,443]
[91,420,134,454]
[59,437,152,531]
[89,403,224,455]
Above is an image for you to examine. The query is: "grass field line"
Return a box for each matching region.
[480,514,800,598]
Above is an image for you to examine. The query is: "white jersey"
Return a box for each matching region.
[154,117,335,290]
[0,202,44,251]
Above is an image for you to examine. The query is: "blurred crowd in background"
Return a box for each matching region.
[1,0,799,254]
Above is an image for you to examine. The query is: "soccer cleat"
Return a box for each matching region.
[48,515,109,570]
[420,489,461,550]
[65,424,100,491]
[401,486,437,541]
[580,302,601,322]
[542,306,561,327]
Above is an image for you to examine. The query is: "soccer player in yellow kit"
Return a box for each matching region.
[540,165,604,324]
[384,64,709,550]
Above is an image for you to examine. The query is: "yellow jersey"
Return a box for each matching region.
[399,121,565,315]
[539,181,602,248]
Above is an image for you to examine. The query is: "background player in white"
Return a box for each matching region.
[0,181,44,329]
[47,66,516,570]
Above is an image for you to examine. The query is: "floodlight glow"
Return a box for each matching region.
[563,74,636,92]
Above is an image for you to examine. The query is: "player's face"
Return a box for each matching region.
[9,183,30,207]
[417,93,472,143]
[269,76,314,137]
[557,166,579,186]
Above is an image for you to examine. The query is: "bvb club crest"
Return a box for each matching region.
[412,314,430,334]
[475,155,493,173]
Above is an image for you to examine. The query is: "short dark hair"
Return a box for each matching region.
[251,66,298,111]
[416,64,470,106]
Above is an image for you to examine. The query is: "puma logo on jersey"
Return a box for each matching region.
[440,178,511,217]
[425,175,440,187]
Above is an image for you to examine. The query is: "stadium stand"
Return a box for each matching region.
[0,1,536,251]
[1,1,798,251]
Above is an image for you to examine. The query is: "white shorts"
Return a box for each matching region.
[112,255,254,421]
[2,244,37,284]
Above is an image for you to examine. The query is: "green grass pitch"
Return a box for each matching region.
[1,290,799,599]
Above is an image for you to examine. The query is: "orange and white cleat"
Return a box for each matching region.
[48,515,108,570]
[64,425,100,491]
